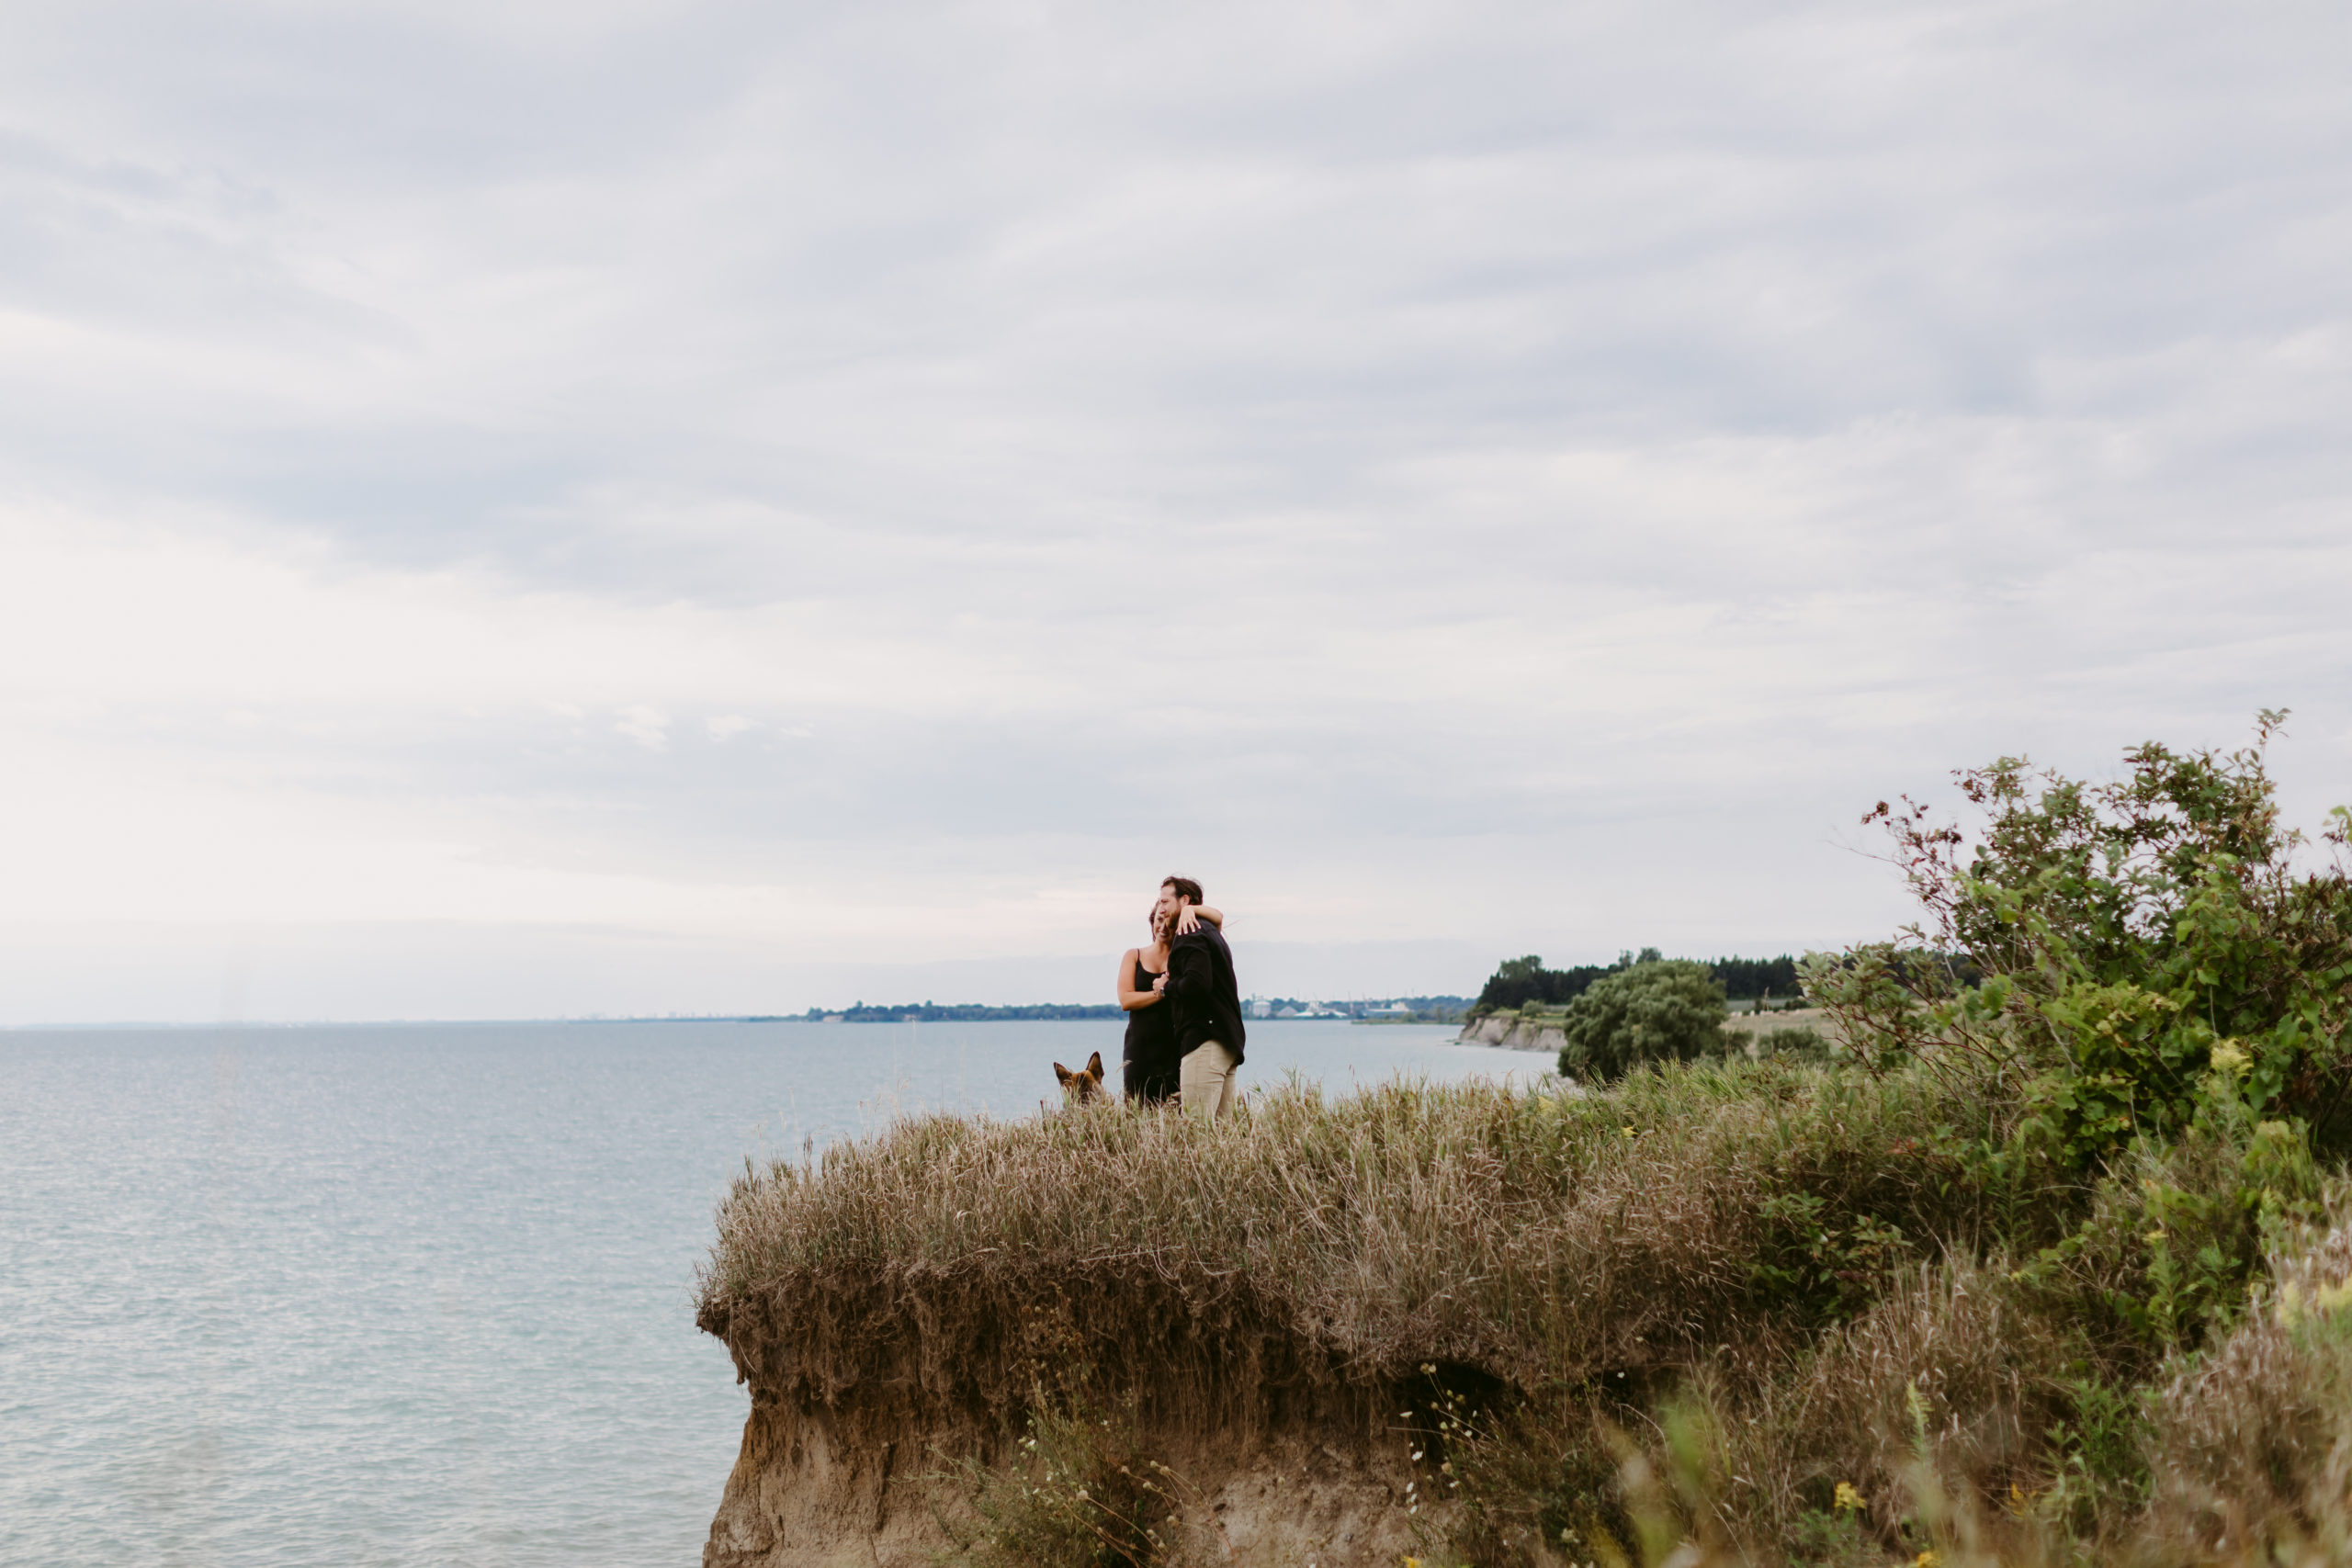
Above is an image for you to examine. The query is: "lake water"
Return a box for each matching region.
[0,1019,1544,1566]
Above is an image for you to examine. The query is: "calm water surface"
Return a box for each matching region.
[0,1019,1544,1565]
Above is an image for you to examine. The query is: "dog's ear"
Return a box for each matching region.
[1085,1051,1103,1078]
[1054,1062,1075,1086]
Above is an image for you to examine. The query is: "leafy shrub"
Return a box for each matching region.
[1555,960,1732,1083]
[1793,718,2351,1365]
[1805,711,2352,1165]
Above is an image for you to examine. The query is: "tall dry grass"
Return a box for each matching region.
[699,1057,2044,1563]
[701,1062,2014,1416]
[2138,1188,2352,1561]
[1467,1193,2352,1568]
[697,1062,2352,1564]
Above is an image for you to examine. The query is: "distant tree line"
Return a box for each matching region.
[1386,995,1473,1023]
[1252,996,1475,1022]
[800,1002,1125,1022]
[795,995,1479,1024]
[1702,953,1804,999]
[1473,950,1806,1016]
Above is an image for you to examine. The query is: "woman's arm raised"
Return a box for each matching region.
[1169,904,1226,937]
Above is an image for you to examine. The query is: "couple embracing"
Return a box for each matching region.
[1115,875,1247,1120]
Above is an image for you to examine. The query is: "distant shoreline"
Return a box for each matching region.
[3,1010,1471,1031]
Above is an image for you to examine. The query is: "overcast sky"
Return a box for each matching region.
[3,0,2347,1022]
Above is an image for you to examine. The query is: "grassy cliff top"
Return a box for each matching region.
[698,1053,2352,1563]
[699,1060,2011,1432]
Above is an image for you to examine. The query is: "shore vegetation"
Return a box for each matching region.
[699,715,2352,1566]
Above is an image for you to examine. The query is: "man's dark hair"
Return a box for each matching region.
[1162,875,1204,905]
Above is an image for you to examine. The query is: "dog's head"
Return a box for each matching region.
[1053,1051,1107,1105]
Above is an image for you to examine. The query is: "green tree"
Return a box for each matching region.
[1473,953,1614,1015]
[1556,960,1731,1083]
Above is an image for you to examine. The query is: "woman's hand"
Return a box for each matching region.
[1172,905,1201,936]
[1152,972,1169,996]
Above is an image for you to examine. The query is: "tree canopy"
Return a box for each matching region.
[1475,948,1798,1014]
[1555,958,1731,1082]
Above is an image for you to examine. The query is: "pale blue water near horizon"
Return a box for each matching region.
[0,1019,1545,1566]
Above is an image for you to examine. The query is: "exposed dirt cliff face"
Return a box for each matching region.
[701,1390,1436,1568]
[698,1269,1453,1566]
[1457,1012,1566,1053]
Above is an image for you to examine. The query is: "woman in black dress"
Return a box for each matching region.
[1115,900,1223,1105]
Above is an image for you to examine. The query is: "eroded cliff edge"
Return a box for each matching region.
[1455,1010,1567,1053]
[690,1082,1722,1568]
[697,1285,1442,1567]
[698,1388,1430,1567]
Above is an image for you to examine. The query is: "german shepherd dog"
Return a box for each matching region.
[1053,1051,1107,1105]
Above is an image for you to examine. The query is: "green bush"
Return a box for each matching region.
[1804,711,2352,1164]
[1556,959,1732,1083]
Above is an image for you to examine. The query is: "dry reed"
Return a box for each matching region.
[696,1062,2352,1564]
[698,1060,2014,1443]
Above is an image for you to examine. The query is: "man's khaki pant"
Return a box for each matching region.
[1180,1040,1238,1122]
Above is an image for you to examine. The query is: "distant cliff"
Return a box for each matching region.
[1454,1009,1567,1052]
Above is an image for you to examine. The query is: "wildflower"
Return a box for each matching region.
[1915,1552,1940,1567]
[2210,1041,2250,1076]
[2144,1229,2166,1244]
[1833,1482,1866,1512]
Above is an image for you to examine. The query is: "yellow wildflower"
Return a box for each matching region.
[2210,1041,2249,1076]
[1915,1552,1941,1568]
[1834,1482,1866,1511]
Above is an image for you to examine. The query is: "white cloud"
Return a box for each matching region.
[613,706,671,750]
[0,0,2346,1020]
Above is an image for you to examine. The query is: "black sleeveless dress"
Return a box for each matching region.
[1122,953,1180,1105]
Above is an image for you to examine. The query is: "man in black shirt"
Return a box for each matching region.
[1155,875,1246,1121]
